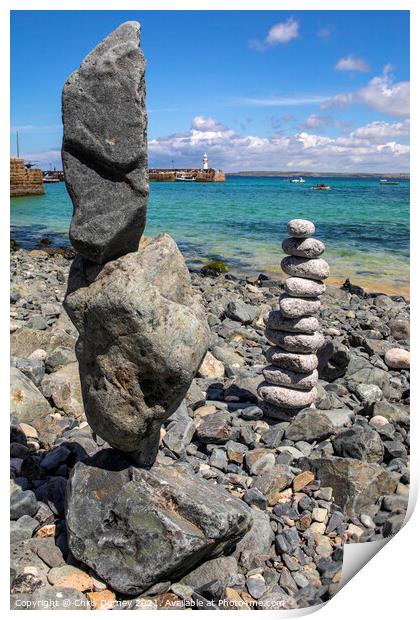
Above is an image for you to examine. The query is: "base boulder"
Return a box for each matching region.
[66,451,252,595]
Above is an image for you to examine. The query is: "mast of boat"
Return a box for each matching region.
[16,130,20,157]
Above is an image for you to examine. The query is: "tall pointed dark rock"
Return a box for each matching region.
[62,21,148,264]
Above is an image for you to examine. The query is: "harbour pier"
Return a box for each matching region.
[10,158,45,197]
[149,153,225,182]
[149,168,225,182]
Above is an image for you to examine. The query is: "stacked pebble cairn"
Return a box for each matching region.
[259,219,330,418]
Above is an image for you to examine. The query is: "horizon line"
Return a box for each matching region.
[224,170,410,175]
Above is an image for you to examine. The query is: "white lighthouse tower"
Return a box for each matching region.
[202,152,209,171]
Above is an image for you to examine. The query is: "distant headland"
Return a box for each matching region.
[226,171,410,179]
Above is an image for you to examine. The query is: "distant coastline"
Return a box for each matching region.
[226,171,410,179]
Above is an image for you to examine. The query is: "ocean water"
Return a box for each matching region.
[10,176,410,295]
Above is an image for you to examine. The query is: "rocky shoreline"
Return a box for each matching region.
[10,246,410,610]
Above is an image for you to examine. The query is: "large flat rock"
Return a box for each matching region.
[64,234,210,464]
[62,21,148,263]
[66,451,252,595]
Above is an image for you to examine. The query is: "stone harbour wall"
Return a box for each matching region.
[10,158,45,197]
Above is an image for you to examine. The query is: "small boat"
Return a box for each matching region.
[289,177,305,183]
[312,183,331,190]
[42,176,61,183]
[379,179,400,185]
[176,174,196,182]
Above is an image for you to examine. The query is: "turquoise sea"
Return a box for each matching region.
[10,176,410,296]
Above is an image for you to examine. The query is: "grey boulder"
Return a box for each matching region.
[64,234,210,465]
[10,515,39,544]
[347,365,391,398]
[181,556,238,590]
[40,362,84,419]
[233,507,274,562]
[163,415,195,457]
[62,21,148,264]
[10,367,53,426]
[66,452,252,595]
[301,455,397,515]
[10,490,39,520]
[285,408,334,442]
[226,299,258,324]
[10,356,45,386]
[332,425,384,463]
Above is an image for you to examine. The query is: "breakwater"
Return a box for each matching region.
[149,168,225,182]
[10,158,44,197]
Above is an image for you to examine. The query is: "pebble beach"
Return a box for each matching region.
[10,244,410,610]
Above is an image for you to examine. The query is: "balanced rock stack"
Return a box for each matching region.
[259,219,329,417]
[60,22,251,596]
[61,21,211,466]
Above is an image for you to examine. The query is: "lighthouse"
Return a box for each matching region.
[202,152,209,171]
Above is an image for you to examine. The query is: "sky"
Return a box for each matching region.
[10,10,410,172]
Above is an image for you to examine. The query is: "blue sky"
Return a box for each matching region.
[10,10,409,171]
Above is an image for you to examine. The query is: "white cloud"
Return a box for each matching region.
[266,18,299,45]
[191,116,227,131]
[335,55,370,72]
[297,132,332,149]
[303,114,331,129]
[378,141,410,155]
[148,115,409,172]
[250,17,299,51]
[351,119,409,141]
[321,66,409,117]
[358,67,409,116]
[25,117,409,173]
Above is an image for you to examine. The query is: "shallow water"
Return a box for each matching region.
[10,176,410,296]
